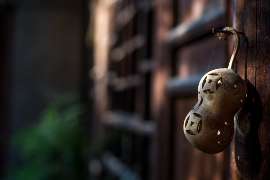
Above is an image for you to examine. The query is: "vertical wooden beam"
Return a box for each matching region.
[92,0,115,133]
[151,0,174,180]
[231,0,270,179]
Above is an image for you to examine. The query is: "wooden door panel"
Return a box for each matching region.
[92,1,157,179]
[176,37,227,78]
[178,0,224,23]
[155,0,229,179]
[92,0,270,179]
[171,0,228,178]
[230,0,270,179]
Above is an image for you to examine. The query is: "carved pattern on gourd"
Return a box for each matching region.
[201,73,222,94]
[184,113,202,135]
[185,73,225,136]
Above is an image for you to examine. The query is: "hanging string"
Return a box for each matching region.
[213,27,240,70]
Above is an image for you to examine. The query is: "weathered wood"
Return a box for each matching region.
[110,36,145,62]
[102,112,156,136]
[101,153,141,180]
[108,74,142,91]
[166,75,201,97]
[134,5,155,180]
[152,0,174,180]
[170,1,228,180]
[231,0,270,179]
[137,60,155,74]
[164,8,225,48]
[115,5,136,30]
[92,0,116,137]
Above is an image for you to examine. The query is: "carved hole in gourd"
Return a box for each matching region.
[193,112,202,118]
[216,78,223,90]
[203,89,215,94]
[197,120,202,133]
[208,73,218,76]
[202,77,207,88]
[198,97,203,107]
[184,115,190,128]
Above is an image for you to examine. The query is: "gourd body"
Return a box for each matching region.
[183,68,246,154]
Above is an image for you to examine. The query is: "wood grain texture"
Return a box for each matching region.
[92,0,115,133]
[164,9,225,48]
[151,0,174,180]
[152,0,229,179]
[231,0,270,179]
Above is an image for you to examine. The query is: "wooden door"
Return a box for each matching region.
[152,0,270,180]
[91,1,156,179]
[230,0,270,179]
[152,0,229,180]
[92,0,270,179]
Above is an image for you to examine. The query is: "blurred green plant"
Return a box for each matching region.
[8,99,90,180]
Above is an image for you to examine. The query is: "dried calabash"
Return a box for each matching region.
[183,68,246,153]
[183,27,247,154]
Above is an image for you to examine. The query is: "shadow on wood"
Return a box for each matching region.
[235,81,262,179]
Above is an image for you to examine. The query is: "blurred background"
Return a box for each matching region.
[0,0,232,179]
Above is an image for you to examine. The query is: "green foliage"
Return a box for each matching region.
[8,100,90,180]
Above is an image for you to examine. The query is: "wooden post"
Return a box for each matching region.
[151,0,174,180]
[231,0,270,179]
[92,0,115,133]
